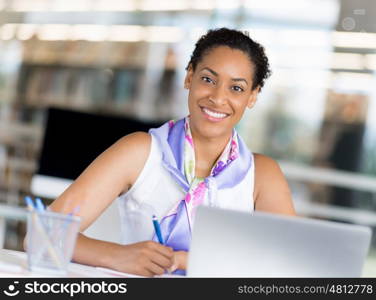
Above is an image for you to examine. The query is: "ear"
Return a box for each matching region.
[247,86,260,109]
[184,65,194,90]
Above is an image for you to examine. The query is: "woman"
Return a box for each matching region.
[49,28,295,276]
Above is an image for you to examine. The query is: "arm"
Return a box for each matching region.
[48,132,174,276]
[253,153,296,216]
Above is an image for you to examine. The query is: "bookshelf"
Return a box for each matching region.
[0,11,188,212]
[0,4,193,249]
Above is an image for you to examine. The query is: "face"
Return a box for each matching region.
[184,46,260,140]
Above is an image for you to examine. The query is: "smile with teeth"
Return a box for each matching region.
[202,107,228,119]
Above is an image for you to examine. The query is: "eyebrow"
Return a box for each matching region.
[200,67,248,86]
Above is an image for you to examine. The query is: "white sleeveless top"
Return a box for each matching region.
[117,134,255,245]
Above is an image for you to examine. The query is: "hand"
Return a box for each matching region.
[106,241,174,277]
[168,251,188,273]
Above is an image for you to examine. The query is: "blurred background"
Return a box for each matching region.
[1,0,376,276]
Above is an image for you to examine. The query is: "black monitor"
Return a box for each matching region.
[37,107,162,180]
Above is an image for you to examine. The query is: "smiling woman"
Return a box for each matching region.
[47,28,296,277]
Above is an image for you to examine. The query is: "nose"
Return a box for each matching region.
[209,83,228,105]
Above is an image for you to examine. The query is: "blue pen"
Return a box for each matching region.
[152,215,164,245]
[35,198,45,212]
[24,196,35,211]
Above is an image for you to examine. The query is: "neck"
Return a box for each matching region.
[190,129,232,178]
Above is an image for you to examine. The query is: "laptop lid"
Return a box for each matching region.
[187,206,372,277]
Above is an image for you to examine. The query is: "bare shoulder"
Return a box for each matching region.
[63,130,152,196]
[253,153,296,216]
[253,153,281,172]
[50,131,152,230]
[115,131,151,155]
[110,131,151,188]
[100,131,151,175]
[54,131,151,195]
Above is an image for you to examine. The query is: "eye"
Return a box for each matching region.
[201,76,215,84]
[232,85,244,92]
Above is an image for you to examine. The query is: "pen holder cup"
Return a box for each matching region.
[26,210,81,275]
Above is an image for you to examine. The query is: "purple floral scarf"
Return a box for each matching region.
[149,117,252,273]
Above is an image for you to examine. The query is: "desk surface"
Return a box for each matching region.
[0,249,175,278]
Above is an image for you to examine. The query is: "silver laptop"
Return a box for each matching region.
[187,206,372,277]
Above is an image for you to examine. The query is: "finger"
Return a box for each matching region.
[146,260,165,276]
[145,241,174,259]
[167,263,178,274]
[167,254,179,273]
[141,269,154,277]
[149,252,174,269]
[152,244,174,259]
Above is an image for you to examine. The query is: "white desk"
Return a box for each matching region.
[0,249,142,278]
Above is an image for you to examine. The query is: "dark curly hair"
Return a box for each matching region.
[186,27,271,91]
